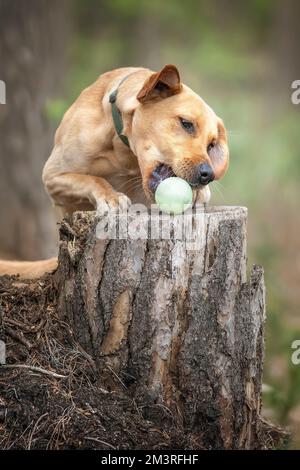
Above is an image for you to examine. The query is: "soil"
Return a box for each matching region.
[0,274,203,450]
[0,266,288,450]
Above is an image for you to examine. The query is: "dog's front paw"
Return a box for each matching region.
[96,192,131,217]
[116,192,132,212]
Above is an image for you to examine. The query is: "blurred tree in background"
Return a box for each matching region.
[0,0,68,259]
[0,0,300,447]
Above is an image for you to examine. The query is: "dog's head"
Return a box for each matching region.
[130,64,229,200]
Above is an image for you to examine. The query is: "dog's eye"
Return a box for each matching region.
[179,117,195,134]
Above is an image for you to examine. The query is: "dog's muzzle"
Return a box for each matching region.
[148,162,215,194]
[148,164,175,192]
[189,163,215,187]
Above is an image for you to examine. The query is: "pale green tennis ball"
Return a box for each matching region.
[155,177,193,214]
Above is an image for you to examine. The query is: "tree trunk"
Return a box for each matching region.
[272,0,300,86]
[0,0,68,260]
[57,206,267,449]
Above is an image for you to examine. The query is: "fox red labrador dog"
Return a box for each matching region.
[0,64,229,278]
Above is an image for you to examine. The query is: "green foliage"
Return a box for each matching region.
[264,323,300,423]
[45,99,69,124]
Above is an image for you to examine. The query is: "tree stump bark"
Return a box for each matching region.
[57,206,266,449]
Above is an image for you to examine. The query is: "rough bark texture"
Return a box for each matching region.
[57,206,267,449]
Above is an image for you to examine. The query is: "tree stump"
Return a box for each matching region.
[57,206,266,449]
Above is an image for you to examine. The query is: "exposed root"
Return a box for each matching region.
[0,364,66,379]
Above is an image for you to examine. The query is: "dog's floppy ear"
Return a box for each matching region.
[137,64,182,103]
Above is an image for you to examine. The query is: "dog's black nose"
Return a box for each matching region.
[198,163,215,185]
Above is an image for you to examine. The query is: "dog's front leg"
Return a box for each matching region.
[43,173,130,215]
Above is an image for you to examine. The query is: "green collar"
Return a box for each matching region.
[109,74,132,148]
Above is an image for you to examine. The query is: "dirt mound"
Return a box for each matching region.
[0,275,202,450]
